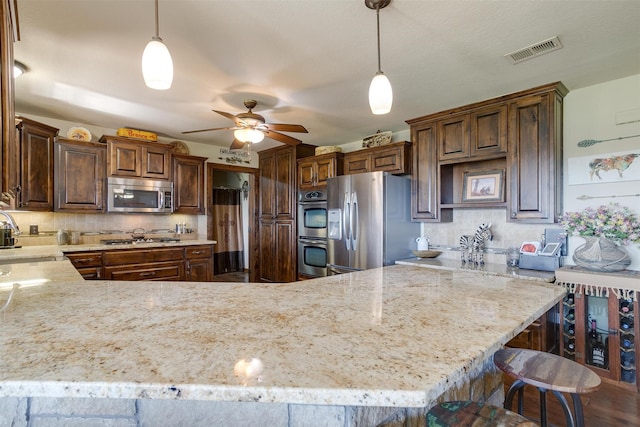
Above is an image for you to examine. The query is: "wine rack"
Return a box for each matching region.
[562,292,576,361]
[620,296,636,384]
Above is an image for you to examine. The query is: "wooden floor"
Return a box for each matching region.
[507,378,640,426]
[211,270,249,282]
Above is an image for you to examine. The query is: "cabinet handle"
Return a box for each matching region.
[139,271,157,278]
[192,251,204,255]
[77,258,97,264]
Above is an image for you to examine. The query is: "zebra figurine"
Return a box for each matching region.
[459,235,474,263]
[472,223,493,265]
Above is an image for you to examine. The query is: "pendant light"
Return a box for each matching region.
[366,0,392,115]
[142,0,173,90]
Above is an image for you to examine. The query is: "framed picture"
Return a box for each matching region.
[462,169,504,202]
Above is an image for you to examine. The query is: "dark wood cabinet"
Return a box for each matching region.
[297,152,343,189]
[0,0,18,195]
[508,84,567,223]
[101,135,171,180]
[65,244,214,282]
[172,153,206,214]
[259,144,315,282]
[344,141,411,176]
[411,123,451,222]
[66,251,104,280]
[407,82,566,223]
[54,138,106,212]
[185,245,213,281]
[11,117,59,211]
[506,306,558,353]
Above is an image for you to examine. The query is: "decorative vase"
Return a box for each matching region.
[573,236,631,272]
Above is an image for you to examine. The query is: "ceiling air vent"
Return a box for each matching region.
[504,36,563,64]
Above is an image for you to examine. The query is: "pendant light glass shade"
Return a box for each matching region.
[369,71,392,115]
[142,0,173,90]
[234,128,265,144]
[142,38,173,90]
[366,0,392,115]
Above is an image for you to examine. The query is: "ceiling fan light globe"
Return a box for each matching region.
[369,71,392,115]
[142,39,173,90]
[234,128,264,144]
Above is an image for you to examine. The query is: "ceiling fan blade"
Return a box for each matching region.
[230,139,247,150]
[212,110,238,121]
[264,123,308,133]
[263,130,302,145]
[182,126,235,135]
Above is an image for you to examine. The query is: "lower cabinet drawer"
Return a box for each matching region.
[76,266,103,280]
[185,245,212,259]
[104,261,184,281]
[66,252,103,268]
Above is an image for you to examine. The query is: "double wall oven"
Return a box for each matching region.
[297,189,328,277]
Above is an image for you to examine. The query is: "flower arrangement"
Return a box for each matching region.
[560,203,640,246]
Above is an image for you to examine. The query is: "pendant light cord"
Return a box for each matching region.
[153,0,161,41]
[376,3,382,73]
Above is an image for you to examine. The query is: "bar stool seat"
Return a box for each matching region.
[426,401,538,426]
[494,348,601,427]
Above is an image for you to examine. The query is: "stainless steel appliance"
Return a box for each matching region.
[297,237,328,277]
[326,171,419,275]
[107,177,173,214]
[297,189,328,239]
[297,189,328,277]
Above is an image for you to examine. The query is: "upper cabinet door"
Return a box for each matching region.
[55,138,106,212]
[508,90,564,223]
[15,117,59,211]
[108,139,142,177]
[103,136,170,180]
[172,154,206,214]
[438,114,469,161]
[470,104,508,158]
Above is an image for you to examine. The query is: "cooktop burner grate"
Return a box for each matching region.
[100,238,181,245]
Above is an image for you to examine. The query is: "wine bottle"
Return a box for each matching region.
[591,333,606,368]
[566,324,575,336]
[566,293,575,306]
[565,309,575,321]
[621,317,634,331]
[620,299,633,314]
[567,339,575,351]
[588,319,597,364]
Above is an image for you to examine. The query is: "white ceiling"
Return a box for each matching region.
[13,0,640,151]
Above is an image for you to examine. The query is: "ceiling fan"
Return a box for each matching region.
[182,99,308,150]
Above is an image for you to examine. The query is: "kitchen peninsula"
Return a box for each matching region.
[0,259,564,426]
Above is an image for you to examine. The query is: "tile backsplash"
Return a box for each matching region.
[7,211,205,246]
[420,208,563,265]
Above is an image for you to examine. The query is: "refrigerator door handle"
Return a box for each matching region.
[351,191,358,248]
[343,192,351,251]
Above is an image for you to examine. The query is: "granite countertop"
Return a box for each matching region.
[0,240,217,262]
[0,262,565,408]
[396,257,556,283]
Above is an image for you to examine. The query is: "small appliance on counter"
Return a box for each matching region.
[517,228,568,271]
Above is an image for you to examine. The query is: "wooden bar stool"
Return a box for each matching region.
[494,348,601,427]
[426,401,539,426]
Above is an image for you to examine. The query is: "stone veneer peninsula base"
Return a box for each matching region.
[0,262,564,426]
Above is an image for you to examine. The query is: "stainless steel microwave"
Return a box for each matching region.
[107,177,173,213]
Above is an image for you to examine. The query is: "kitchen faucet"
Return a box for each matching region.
[0,210,21,235]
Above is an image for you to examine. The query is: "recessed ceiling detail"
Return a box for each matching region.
[504,36,563,64]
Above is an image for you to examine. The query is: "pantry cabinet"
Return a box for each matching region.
[54,138,106,212]
[259,144,315,282]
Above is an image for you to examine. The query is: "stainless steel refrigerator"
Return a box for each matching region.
[326,171,419,275]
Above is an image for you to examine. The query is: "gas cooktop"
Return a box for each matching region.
[100,238,181,245]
